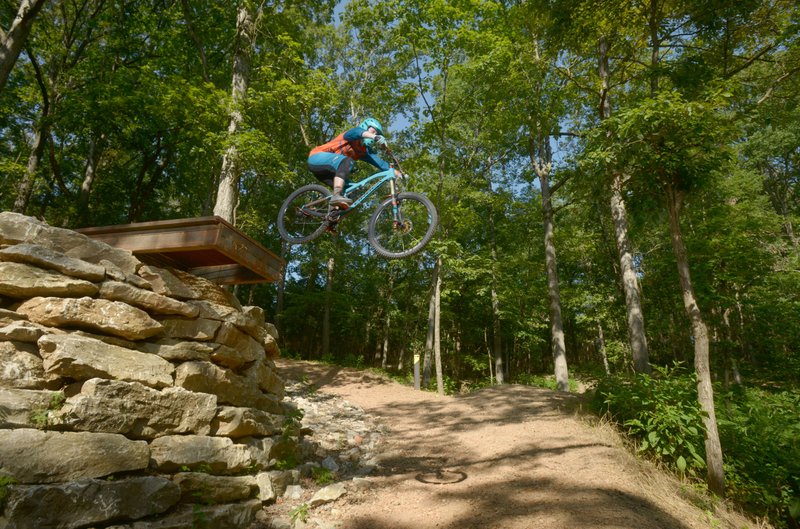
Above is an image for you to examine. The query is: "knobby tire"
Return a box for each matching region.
[277,184,331,244]
[368,192,438,259]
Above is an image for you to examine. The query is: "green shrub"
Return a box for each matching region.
[591,364,707,477]
[717,386,800,528]
[592,364,800,528]
[312,466,335,485]
[0,476,17,508]
[516,373,579,393]
[289,503,309,523]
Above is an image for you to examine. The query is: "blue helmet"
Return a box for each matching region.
[359,117,383,135]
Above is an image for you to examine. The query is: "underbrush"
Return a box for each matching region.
[591,364,800,528]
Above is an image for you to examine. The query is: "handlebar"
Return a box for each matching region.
[381,143,408,179]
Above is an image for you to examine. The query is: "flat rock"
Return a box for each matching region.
[18,296,163,340]
[0,429,149,483]
[0,243,106,281]
[0,262,98,298]
[38,334,174,389]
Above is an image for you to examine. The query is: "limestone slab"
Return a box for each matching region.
[214,322,264,366]
[18,296,163,340]
[174,361,285,414]
[109,500,261,529]
[53,378,216,438]
[136,338,214,362]
[148,435,269,474]
[210,406,283,438]
[0,319,49,343]
[0,429,149,483]
[0,388,58,428]
[99,280,199,317]
[137,265,199,300]
[159,317,220,341]
[172,472,257,503]
[0,243,106,281]
[3,477,179,529]
[0,262,98,298]
[38,334,174,389]
[0,211,140,274]
[0,340,48,389]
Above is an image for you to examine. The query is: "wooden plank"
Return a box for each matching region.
[77,217,284,285]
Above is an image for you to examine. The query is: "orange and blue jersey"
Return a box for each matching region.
[308,127,390,173]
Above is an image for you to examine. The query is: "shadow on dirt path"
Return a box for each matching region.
[275,359,754,529]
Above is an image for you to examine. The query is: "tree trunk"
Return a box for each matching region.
[533,135,569,392]
[599,36,651,374]
[213,2,255,223]
[422,258,439,388]
[434,256,444,396]
[666,183,725,497]
[0,0,47,92]
[597,321,610,375]
[179,0,210,83]
[381,309,390,370]
[322,256,334,358]
[76,133,104,226]
[490,217,505,384]
[380,272,395,370]
[13,119,47,214]
[610,176,651,374]
[275,242,287,343]
[485,329,495,384]
[13,47,51,214]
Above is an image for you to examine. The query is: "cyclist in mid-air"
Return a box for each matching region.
[307,117,399,207]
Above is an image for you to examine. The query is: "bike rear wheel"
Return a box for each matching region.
[277,184,331,244]
[368,192,438,258]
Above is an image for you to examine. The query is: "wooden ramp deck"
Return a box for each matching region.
[78,217,284,285]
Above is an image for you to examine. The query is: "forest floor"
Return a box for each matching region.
[269,359,765,529]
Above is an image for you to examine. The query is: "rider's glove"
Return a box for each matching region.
[373,134,387,146]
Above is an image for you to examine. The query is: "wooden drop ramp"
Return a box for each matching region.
[78,216,283,286]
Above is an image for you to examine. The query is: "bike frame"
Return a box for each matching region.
[338,165,398,217]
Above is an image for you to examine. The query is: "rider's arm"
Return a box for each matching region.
[362,151,391,172]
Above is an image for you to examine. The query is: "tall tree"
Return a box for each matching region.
[0,0,46,91]
[600,34,651,374]
[599,93,731,495]
[532,134,569,391]
[214,1,256,223]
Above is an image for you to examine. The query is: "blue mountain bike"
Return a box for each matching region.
[277,147,438,259]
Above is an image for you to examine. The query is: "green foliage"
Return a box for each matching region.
[717,387,800,528]
[290,503,310,523]
[29,392,66,429]
[274,454,301,471]
[593,366,800,528]
[516,373,579,393]
[312,466,335,485]
[0,475,17,509]
[591,364,707,477]
[281,408,306,439]
[180,463,212,474]
[191,504,210,528]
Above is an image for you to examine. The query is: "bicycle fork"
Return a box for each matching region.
[389,179,402,227]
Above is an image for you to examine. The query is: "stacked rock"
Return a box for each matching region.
[0,212,292,529]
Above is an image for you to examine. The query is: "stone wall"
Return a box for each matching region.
[0,212,292,529]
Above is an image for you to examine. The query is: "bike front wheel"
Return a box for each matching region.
[368,192,438,258]
[277,184,331,244]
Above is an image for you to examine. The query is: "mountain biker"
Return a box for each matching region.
[307,117,399,208]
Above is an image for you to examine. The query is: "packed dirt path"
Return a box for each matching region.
[274,359,757,529]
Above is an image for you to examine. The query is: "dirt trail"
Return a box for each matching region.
[274,359,756,529]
